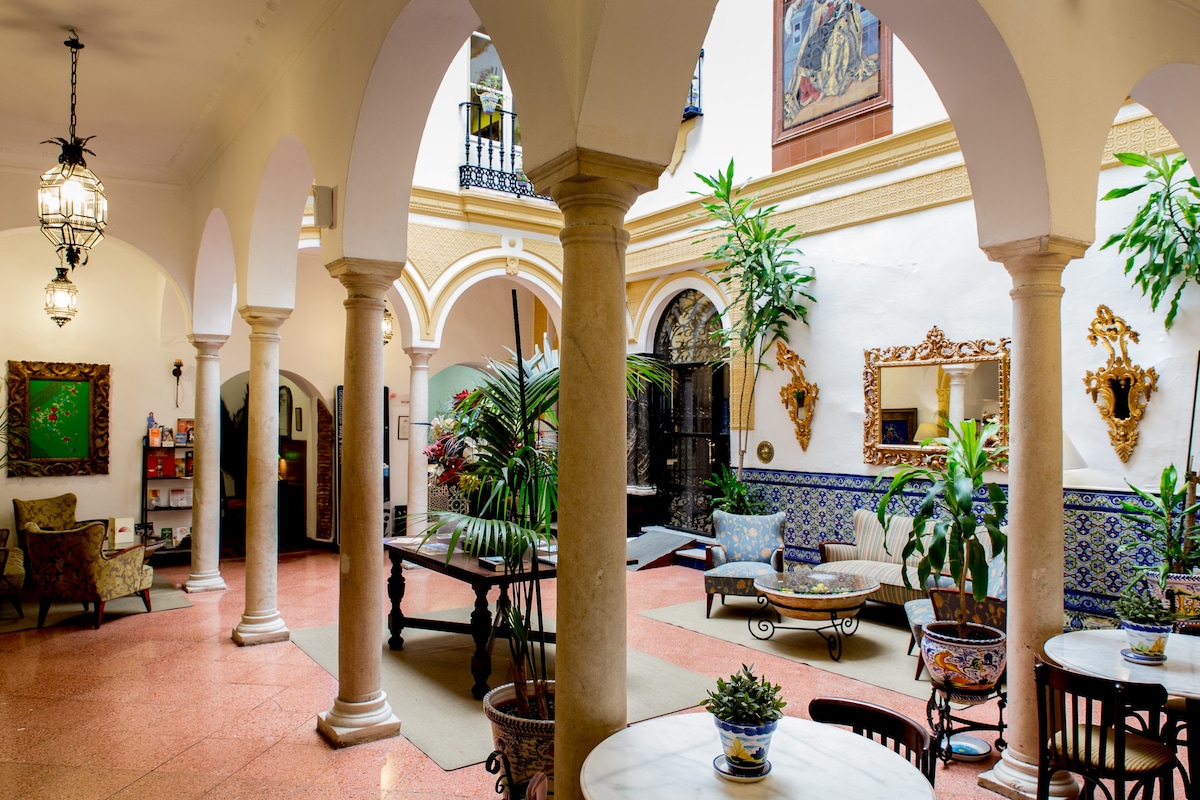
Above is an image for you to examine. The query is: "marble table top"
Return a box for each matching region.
[579,713,937,800]
[1044,629,1200,698]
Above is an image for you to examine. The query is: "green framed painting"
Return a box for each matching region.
[6,361,110,476]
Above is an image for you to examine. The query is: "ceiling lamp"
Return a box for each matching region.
[38,31,107,271]
[382,307,395,345]
[45,267,79,327]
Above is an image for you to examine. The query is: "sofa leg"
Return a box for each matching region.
[140,589,152,612]
[94,601,105,629]
[37,596,51,628]
[10,594,22,618]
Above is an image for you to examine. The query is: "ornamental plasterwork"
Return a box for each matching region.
[1082,305,1158,462]
[1102,115,1175,166]
[776,341,818,452]
[406,224,500,285]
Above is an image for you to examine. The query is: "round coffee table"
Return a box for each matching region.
[750,571,880,661]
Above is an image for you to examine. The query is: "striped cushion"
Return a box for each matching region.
[852,509,889,562]
[821,543,858,561]
[808,559,928,604]
[1052,726,1174,772]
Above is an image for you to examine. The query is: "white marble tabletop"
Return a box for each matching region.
[579,713,937,800]
[1044,629,1200,698]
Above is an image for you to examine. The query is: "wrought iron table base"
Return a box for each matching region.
[925,681,1007,765]
[747,595,863,661]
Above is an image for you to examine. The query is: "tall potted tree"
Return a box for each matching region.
[1118,463,1200,616]
[693,159,816,478]
[417,300,671,798]
[874,418,1008,692]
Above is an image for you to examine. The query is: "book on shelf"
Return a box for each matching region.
[159,527,173,543]
[148,427,161,447]
[174,452,187,477]
[147,488,162,508]
[176,418,194,445]
[161,428,175,447]
[169,488,188,508]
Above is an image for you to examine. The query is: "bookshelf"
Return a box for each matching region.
[140,429,194,555]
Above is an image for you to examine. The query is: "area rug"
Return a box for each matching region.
[0,574,193,634]
[292,610,712,771]
[640,598,931,700]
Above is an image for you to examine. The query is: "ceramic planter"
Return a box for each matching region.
[920,621,1007,693]
[483,681,554,798]
[1164,572,1200,619]
[712,715,778,774]
[1121,619,1171,662]
[480,91,501,113]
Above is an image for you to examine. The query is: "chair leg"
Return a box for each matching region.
[10,593,22,618]
[907,632,916,655]
[37,596,51,628]
[706,593,714,618]
[914,654,925,681]
[94,601,105,629]
[140,589,152,612]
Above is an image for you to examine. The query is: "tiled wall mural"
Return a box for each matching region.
[747,468,1152,625]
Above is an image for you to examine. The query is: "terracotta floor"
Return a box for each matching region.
[0,551,1011,799]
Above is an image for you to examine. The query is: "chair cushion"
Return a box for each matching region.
[0,548,23,593]
[1052,726,1175,772]
[704,561,778,598]
[712,510,785,564]
[905,598,934,641]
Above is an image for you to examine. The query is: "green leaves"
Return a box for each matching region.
[1112,575,1176,624]
[705,463,768,515]
[1101,152,1200,329]
[1118,463,1200,588]
[703,664,786,725]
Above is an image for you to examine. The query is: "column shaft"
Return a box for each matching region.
[232,306,291,646]
[186,334,228,593]
[405,348,436,537]
[979,237,1086,799]
[317,259,401,746]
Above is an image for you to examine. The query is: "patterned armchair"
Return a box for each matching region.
[12,493,82,551]
[22,520,153,629]
[703,510,785,618]
[0,528,24,617]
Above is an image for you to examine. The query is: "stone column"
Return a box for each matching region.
[531,150,661,800]
[232,306,292,646]
[978,236,1087,800]
[941,362,977,427]
[186,334,228,593]
[404,347,436,537]
[317,258,402,746]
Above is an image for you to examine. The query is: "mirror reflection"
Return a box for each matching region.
[864,327,1010,469]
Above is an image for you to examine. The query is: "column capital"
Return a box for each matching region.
[188,333,229,357]
[526,147,663,208]
[326,257,403,297]
[238,305,292,334]
[404,346,437,365]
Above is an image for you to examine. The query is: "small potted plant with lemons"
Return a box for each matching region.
[1113,576,1176,664]
[704,664,786,781]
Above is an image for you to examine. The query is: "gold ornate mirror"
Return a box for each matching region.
[863,326,1010,469]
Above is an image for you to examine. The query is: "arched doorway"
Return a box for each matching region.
[651,289,728,532]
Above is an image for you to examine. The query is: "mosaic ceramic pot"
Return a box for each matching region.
[483,681,554,799]
[920,621,1007,693]
[713,715,778,773]
[1164,573,1200,619]
[1122,619,1171,660]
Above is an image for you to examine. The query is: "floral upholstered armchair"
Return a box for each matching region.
[12,493,82,550]
[0,528,25,618]
[703,510,786,618]
[22,520,152,629]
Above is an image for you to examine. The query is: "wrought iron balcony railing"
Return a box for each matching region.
[459,102,551,201]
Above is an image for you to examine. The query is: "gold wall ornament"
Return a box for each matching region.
[1083,305,1158,462]
[756,441,775,464]
[776,341,818,451]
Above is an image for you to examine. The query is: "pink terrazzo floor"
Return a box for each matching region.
[0,550,1019,798]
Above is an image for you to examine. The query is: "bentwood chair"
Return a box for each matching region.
[808,696,936,786]
[1033,656,1185,800]
[22,520,153,629]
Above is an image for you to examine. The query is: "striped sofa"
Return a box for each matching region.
[816,509,933,606]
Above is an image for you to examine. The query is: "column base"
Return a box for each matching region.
[185,571,227,593]
[979,747,1079,799]
[232,612,290,646]
[317,694,402,747]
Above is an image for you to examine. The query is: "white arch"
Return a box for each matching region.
[631,275,729,354]
[193,209,237,336]
[246,136,314,309]
[429,251,563,348]
[1133,63,1200,164]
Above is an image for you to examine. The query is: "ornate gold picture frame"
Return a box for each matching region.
[6,360,111,476]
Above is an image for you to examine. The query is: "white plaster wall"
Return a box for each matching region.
[414,39,475,193]
[744,158,1200,494]
[0,228,194,531]
[891,37,949,134]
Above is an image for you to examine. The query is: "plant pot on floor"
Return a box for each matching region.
[921,621,1007,693]
[483,681,555,799]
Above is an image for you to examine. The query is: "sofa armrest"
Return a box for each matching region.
[770,548,783,572]
[0,528,10,548]
[819,541,858,562]
[706,544,729,569]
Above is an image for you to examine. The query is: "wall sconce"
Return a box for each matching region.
[44,267,79,327]
[1083,305,1157,462]
[172,359,183,408]
[38,32,107,271]
[776,341,818,451]
[382,307,395,345]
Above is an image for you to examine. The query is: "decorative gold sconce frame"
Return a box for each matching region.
[1083,305,1157,462]
[776,341,818,451]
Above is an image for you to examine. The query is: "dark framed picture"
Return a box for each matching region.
[397,415,410,440]
[279,386,293,438]
[880,407,918,446]
[774,0,892,142]
[6,360,110,476]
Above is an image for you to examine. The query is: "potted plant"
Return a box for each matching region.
[1113,576,1176,663]
[703,663,787,778]
[693,159,816,478]
[477,72,504,113]
[705,463,768,516]
[1118,463,1200,616]
[417,311,670,798]
[874,418,1009,692]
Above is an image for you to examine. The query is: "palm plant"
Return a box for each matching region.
[1118,463,1200,589]
[693,159,815,477]
[873,419,1008,638]
[420,334,671,720]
